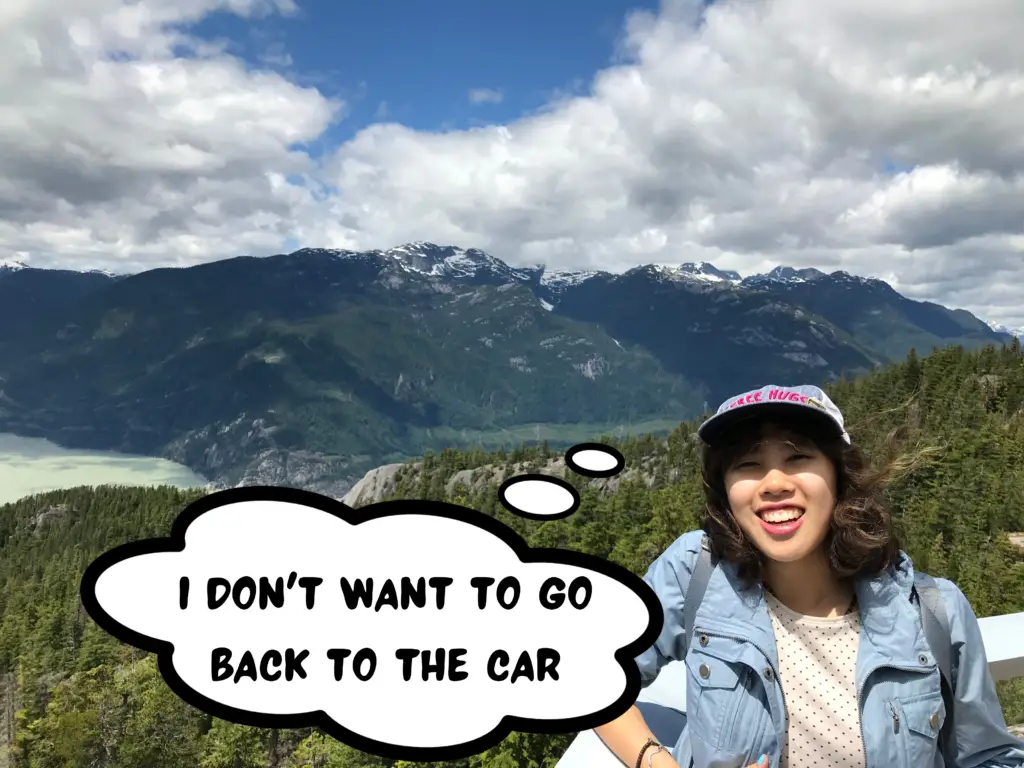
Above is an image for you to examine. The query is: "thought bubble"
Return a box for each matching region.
[565,443,625,478]
[498,475,579,520]
[79,486,662,762]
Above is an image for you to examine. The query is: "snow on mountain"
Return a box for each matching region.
[0,260,124,278]
[306,245,873,297]
[39,241,1002,336]
[987,320,1023,339]
[742,266,828,287]
[383,242,535,282]
[511,256,742,289]
[539,267,601,289]
[678,261,742,283]
[769,266,827,282]
[631,263,739,286]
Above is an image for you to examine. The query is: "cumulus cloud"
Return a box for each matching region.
[0,0,340,267]
[468,87,504,105]
[2,0,1024,327]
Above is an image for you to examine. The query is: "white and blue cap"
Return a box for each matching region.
[697,384,851,446]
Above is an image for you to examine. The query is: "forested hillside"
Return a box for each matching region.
[1,246,1008,497]
[0,339,1023,768]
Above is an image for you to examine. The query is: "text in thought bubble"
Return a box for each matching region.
[79,486,662,762]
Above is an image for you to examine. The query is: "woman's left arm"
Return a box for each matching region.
[944,580,1024,767]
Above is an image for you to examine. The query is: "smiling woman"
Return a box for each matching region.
[700,398,899,593]
[593,384,1024,768]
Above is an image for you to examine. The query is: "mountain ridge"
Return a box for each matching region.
[5,241,1016,336]
[0,242,1012,496]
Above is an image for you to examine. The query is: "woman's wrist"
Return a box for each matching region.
[640,743,677,768]
[649,747,679,768]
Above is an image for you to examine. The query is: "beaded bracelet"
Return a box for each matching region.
[646,744,666,768]
[635,737,660,768]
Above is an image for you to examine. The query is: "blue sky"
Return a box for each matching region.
[190,0,659,150]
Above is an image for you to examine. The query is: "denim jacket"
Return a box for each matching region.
[635,530,1024,768]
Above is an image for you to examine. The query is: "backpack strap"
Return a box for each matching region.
[913,572,957,764]
[682,534,715,660]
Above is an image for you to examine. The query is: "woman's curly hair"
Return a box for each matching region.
[699,409,923,587]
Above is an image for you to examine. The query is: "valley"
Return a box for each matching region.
[0,245,1011,499]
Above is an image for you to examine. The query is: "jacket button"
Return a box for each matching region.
[929,713,940,729]
[699,634,709,646]
[763,667,774,681]
[699,664,711,679]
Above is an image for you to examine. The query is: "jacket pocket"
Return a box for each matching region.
[684,641,745,751]
[688,727,750,768]
[894,690,946,768]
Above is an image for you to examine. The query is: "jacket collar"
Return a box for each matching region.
[852,549,933,669]
[694,549,930,671]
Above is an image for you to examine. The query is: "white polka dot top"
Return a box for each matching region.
[765,591,866,768]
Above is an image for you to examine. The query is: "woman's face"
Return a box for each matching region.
[723,423,838,564]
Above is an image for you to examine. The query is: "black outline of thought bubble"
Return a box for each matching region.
[564,443,626,478]
[78,486,663,763]
[498,474,581,520]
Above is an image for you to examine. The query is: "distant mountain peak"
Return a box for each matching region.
[386,241,457,258]
[987,320,1023,339]
[678,261,742,283]
[538,266,602,289]
[290,246,360,257]
[627,262,739,287]
[741,265,830,289]
[0,260,124,278]
[767,265,827,282]
[382,242,530,282]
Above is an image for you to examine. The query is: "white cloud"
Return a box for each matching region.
[2,0,1024,327]
[468,87,504,105]
[0,0,339,267]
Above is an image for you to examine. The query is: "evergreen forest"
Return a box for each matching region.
[1,339,1023,768]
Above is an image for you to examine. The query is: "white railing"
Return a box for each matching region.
[555,611,1024,768]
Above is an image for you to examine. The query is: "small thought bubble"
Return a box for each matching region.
[79,487,662,762]
[565,443,625,478]
[498,475,579,520]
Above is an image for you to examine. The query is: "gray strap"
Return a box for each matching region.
[914,573,956,764]
[915,574,953,688]
[682,535,714,660]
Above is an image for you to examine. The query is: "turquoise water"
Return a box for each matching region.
[0,432,209,505]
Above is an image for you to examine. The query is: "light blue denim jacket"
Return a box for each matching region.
[636,530,1024,768]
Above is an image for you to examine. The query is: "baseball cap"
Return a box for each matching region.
[697,384,851,446]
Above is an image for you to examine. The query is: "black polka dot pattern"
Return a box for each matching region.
[765,591,866,768]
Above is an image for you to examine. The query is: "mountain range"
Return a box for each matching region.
[0,244,1015,495]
